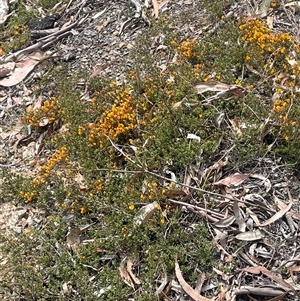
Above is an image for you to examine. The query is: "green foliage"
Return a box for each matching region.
[2,0,300,299]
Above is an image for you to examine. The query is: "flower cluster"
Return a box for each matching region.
[26,97,59,127]
[19,147,71,204]
[19,190,37,203]
[140,181,166,201]
[79,86,141,147]
[171,39,201,59]
[239,19,295,78]
[239,20,293,56]
[13,24,20,36]
[92,179,103,191]
[19,147,69,203]
[270,95,297,136]
[240,19,300,142]
[271,97,290,114]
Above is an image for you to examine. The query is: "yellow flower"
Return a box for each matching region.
[80,207,86,214]
[128,204,135,210]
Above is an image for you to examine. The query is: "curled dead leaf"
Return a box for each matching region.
[119,266,135,288]
[214,173,249,187]
[134,201,159,226]
[175,255,214,301]
[235,229,263,241]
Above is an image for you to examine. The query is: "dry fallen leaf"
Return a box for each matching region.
[163,189,187,198]
[229,118,243,137]
[259,199,292,227]
[233,200,246,232]
[243,266,300,297]
[276,198,300,221]
[119,266,135,288]
[195,82,232,94]
[151,0,159,18]
[74,173,88,190]
[175,255,214,301]
[213,216,235,228]
[195,272,206,293]
[0,0,9,25]
[0,51,44,87]
[155,270,170,299]
[61,282,69,295]
[127,259,141,285]
[212,227,228,248]
[66,227,81,251]
[214,173,249,187]
[187,133,201,142]
[235,229,263,241]
[134,201,159,226]
[289,265,300,284]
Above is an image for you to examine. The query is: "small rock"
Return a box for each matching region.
[27,13,60,30]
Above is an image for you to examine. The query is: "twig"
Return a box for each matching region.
[106,137,231,200]
[2,20,80,63]
[167,198,224,222]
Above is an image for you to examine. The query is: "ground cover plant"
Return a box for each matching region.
[1,0,300,300]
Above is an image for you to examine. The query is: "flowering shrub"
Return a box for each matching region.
[239,19,300,142]
[78,85,146,147]
[26,97,59,127]
[4,3,300,299]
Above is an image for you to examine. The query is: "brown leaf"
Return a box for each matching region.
[127,259,141,285]
[195,272,206,293]
[74,173,88,190]
[151,0,159,18]
[243,266,300,297]
[213,216,235,228]
[0,51,43,87]
[66,227,81,251]
[163,189,187,198]
[195,82,248,103]
[276,198,300,221]
[259,197,293,227]
[289,265,300,285]
[0,67,11,78]
[172,100,184,109]
[229,118,243,137]
[175,255,214,301]
[212,227,227,248]
[214,173,249,187]
[89,63,110,78]
[118,266,134,288]
[195,82,232,94]
[212,268,229,281]
[155,270,170,299]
